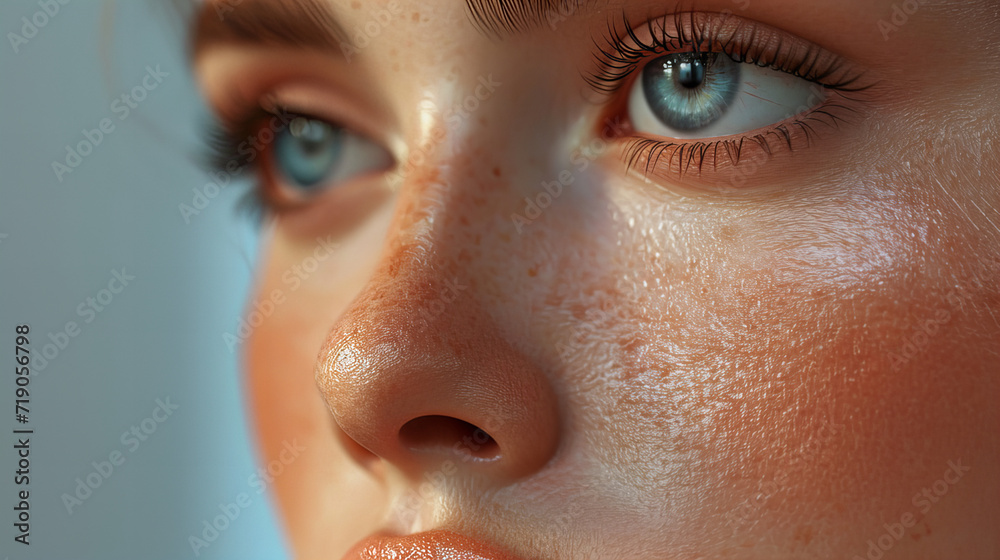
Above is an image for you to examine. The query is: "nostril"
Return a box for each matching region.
[399,415,501,461]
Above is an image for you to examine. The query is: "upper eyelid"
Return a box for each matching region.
[585,10,873,95]
[214,89,392,152]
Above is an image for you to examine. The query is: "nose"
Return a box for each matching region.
[314,192,561,482]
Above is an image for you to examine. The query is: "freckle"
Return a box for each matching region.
[528,268,537,277]
[719,224,736,242]
[793,525,814,545]
[411,12,420,22]
[350,1,360,8]
[492,167,501,178]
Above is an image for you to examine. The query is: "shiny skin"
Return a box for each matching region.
[195,0,1000,558]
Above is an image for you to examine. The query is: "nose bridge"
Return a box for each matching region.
[379,100,512,274]
[393,74,506,195]
[312,96,562,480]
[386,63,595,255]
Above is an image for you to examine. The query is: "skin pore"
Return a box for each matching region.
[192,0,999,559]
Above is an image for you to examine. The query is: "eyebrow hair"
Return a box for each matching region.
[191,0,351,58]
[191,0,604,60]
[465,0,602,37]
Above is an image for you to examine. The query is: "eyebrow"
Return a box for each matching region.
[192,0,604,59]
[465,0,602,37]
[191,0,350,58]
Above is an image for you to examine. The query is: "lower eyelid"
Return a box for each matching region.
[607,93,863,189]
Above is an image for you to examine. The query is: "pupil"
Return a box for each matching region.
[676,57,706,89]
[290,118,331,153]
[276,117,343,187]
[639,51,740,132]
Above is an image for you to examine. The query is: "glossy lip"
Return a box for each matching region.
[341,530,528,560]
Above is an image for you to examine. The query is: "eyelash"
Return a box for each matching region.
[589,11,874,177]
[201,11,876,222]
[202,102,293,224]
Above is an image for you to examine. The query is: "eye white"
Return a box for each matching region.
[272,116,392,198]
[628,56,826,140]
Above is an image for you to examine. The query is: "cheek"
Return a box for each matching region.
[562,180,1000,546]
[244,226,394,558]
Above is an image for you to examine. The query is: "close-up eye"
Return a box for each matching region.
[628,51,823,139]
[591,12,873,178]
[262,114,393,207]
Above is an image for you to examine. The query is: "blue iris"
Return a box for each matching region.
[273,117,344,189]
[641,52,741,131]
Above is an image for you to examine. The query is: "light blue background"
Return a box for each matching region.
[1,1,287,558]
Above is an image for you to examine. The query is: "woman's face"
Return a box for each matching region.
[193,0,999,558]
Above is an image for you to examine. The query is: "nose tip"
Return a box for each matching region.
[315,278,560,481]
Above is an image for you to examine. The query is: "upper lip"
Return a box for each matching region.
[340,529,528,560]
